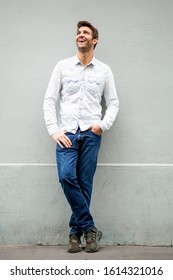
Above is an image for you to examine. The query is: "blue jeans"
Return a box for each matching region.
[56,129,101,236]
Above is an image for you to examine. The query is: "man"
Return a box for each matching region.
[43,21,119,253]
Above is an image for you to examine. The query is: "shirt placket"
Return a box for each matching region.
[78,66,86,126]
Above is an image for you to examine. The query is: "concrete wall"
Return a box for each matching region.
[0,0,173,245]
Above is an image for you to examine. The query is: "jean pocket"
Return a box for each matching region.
[89,129,101,137]
[56,143,66,151]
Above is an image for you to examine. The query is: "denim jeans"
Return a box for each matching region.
[56,129,101,236]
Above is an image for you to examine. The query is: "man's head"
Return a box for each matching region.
[76,21,99,52]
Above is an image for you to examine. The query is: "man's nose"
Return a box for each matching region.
[79,32,85,37]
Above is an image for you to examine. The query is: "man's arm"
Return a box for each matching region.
[43,64,72,147]
[99,67,119,132]
[43,63,62,136]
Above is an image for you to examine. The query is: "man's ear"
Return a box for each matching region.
[93,38,98,47]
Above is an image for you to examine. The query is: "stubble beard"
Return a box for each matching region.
[76,40,93,53]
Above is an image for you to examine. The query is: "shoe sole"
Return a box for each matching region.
[68,246,82,253]
[85,231,103,253]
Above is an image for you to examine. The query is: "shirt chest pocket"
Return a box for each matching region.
[87,78,103,96]
[64,76,80,95]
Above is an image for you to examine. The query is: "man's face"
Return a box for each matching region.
[76,26,98,52]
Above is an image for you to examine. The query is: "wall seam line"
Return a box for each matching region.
[0,163,173,167]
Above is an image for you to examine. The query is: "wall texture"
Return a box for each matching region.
[0,0,173,245]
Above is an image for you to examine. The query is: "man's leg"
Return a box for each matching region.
[76,129,103,252]
[77,130,101,206]
[68,130,101,233]
[56,132,94,236]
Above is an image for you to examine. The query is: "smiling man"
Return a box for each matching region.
[43,21,119,253]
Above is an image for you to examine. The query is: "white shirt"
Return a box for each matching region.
[43,55,119,136]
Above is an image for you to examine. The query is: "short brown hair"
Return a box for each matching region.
[77,21,99,49]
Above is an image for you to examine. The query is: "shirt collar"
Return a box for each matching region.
[74,55,96,66]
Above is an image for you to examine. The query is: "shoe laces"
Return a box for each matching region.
[70,234,81,243]
[85,230,97,242]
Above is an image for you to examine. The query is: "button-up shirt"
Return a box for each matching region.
[43,55,119,135]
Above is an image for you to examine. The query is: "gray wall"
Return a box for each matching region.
[0,0,173,245]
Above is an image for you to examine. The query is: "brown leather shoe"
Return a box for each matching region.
[84,227,103,253]
[68,234,82,253]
